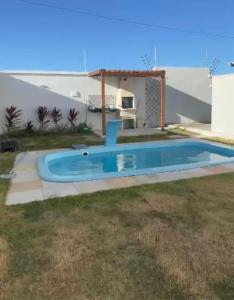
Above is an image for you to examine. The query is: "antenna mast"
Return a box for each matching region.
[205,49,208,67]
[154,46,157,69]
[83,49,87,72]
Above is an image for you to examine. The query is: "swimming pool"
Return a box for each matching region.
[38,139,234,182]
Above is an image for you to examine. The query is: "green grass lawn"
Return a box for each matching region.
[1,132,234,299]
[10,131,174,152]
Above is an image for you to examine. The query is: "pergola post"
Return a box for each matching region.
[101,71,106,135]
[160,74,166,130]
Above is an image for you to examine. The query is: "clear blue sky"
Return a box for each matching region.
[1,0,234,73]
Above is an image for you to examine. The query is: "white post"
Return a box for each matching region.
[83,49,87,72]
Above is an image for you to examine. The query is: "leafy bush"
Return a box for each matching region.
[24,120,34,132]
[0,106,93,138]
[68,108,79,127]
[51,107,63,129]
[37,106,50,129]
[5,106,22,131]
[76,122,92,133]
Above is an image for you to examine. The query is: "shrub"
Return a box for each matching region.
[5,106,22,131]
[51,107,63,130]
[68,108,79,127]
[37,106,50,129]
[77,122,92,133]
[24,120,34,132]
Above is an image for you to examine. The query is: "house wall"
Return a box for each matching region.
[212,73,234,135]
[163,67,212,124]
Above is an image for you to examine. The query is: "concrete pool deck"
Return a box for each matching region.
[6,143,234,205]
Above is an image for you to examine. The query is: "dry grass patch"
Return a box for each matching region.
[121,192,186,215]
[1,155,234,299]
[0,237,9,299]
[131,191,234,299]
[133,219,234,298]
[141,191,186,214]
[52,225,94,273]
[27,225,96,300]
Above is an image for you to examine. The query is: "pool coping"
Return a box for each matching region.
[6,138,234,205]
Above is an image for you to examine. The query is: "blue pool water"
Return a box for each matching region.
[38,139,234,182]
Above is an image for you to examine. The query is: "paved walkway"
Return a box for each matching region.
[6,142,234,205]
[169,123,234,140]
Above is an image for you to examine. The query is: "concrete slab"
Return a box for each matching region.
[203,164,234,175]
[155,168,211,183]
[8,180,41,193]
[105,177,139,189]
[42,181,78,199]
[73,180,110,194]
[6,189,44,205]
[133,174,160,185]
[222,162,234,170]
[11,170,39,183]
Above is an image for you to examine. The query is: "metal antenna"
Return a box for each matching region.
[140,55,148,70]
[205,49,208,67]
[209,57,220,75]
[83,49,87,72]
[146,54,153,70]
[154,46,157,69]
[140,54,153,70]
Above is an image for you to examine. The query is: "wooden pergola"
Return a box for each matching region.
[89,69,166,135]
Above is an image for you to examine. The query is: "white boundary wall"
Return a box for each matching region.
[0,68,212,133]
[163,67,212,124]
[212,73,234,135]
[0,71,119,133]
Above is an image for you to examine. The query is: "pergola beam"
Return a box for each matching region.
[89,69,165,78]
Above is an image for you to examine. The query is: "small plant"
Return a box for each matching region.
[51,107,63,130]
[25,120,34,132]
[37,106,50,129]
[77,122,92,133]
[68,108,79,127]
[5,106,22,131]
